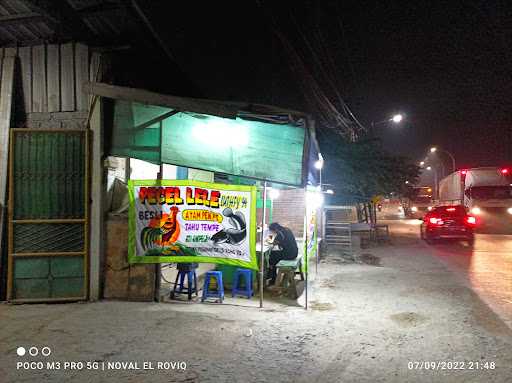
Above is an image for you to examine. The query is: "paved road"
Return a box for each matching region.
[384,218,512,329]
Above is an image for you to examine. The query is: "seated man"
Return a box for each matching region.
[266,222,298,284]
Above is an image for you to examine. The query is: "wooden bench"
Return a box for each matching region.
[275,256,304,299]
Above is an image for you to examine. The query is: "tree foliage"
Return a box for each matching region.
[318,130,420,203]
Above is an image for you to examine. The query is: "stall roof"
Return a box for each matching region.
[85,82,318,187]
[85,82,309,120]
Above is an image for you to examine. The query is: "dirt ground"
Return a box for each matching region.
[1,221,512,383]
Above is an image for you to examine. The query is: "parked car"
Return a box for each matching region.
[420,205,477,244]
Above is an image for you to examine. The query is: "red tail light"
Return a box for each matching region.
[501,168,509,175]
[465,215,477,226]
[446,207,456,212]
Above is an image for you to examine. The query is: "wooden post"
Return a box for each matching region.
[0,56,15,266]
[89,96,103,300]
[154,120,164,302]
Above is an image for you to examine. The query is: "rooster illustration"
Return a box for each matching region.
[141,206,181,250]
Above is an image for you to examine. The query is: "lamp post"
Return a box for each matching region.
[430,146,456,173]
[426,165,439,199]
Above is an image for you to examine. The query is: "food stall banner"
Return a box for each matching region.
[128,180,258,270]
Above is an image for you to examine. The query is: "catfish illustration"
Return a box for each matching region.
[211,207,247,245]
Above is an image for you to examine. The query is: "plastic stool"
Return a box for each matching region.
[232,268,253,299]
[201,271,224,303]
[170,270,198,300]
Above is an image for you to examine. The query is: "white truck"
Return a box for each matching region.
[404,186,434,218]
[438,167,512,231]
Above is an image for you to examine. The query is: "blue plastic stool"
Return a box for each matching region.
[201,271,224,303]
[171,270,198,301]
[232,268,253,299]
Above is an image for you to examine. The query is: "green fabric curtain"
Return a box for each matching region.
[111,101,307,186]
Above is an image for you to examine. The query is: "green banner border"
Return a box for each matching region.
[128,179,258,270]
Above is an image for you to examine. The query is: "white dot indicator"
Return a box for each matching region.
[16,347,26,356]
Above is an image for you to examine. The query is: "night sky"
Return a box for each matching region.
[144,1,512,171]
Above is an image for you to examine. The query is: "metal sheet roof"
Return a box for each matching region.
[0,0,137,46]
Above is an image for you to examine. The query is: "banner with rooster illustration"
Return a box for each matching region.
[128,180,258,270]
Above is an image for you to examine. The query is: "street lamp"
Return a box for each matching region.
[429,146,456,173]
[392,114,403,123]
[314,154,325,201]
[371,113,405,134]
[268,188,280,200]
[314,159,323,170]
[373,113,404,126]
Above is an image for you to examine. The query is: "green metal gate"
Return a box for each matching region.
[7,129,88,302]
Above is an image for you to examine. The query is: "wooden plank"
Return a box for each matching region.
[12,251,85,257]
[18,46,32,114]
[83,82,240,119]
[74,43,89,111]
[89,98,102,300]
[0,12,44,26]
[88,52,101,108]
[0,53,3,93]
[46,44,60,112]
[31,45,47,112]
[4,47,17,57]
[0,56,15,266]
[60,43,75,111]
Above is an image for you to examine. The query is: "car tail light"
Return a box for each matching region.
[501,168,509,175]
[446,207,456,212]
[465,215,477,226]
[429,217,443,225]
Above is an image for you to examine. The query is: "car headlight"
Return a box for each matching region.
[471,207,481,215]
[427,206,433,211]
[507,207,512,215]
[411,206,418,212]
